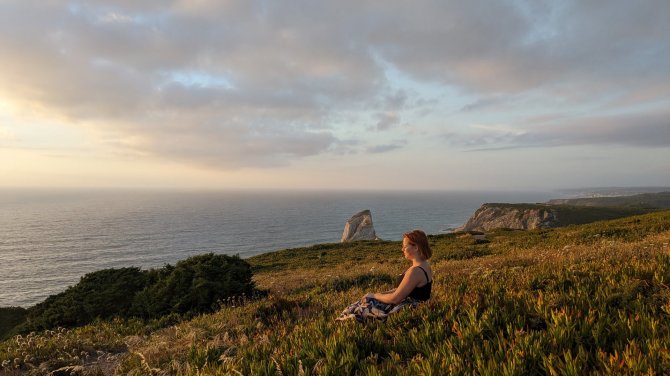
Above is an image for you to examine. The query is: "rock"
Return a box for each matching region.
[341,210,379,242]
[455,204,558,232]
[455,201,654,233]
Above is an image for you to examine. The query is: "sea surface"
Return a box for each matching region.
[0,189,558,307]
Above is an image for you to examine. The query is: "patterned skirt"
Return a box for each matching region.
[336,297,419,322]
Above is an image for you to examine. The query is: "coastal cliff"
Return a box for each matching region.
[455,203,653,232]
[455,204,558,232]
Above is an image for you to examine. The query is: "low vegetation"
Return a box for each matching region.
[547,191,670,209]
[1,211,669,374]
[5,254,254,338]
[0,308,27,341]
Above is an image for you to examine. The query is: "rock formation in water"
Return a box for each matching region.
[341,210,379,242]
[455,204,558,232]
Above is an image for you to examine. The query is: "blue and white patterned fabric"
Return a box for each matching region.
[336,296,419,322]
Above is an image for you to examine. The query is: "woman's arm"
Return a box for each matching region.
[367,268,421,305]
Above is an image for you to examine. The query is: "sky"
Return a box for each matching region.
[0,0,668,191]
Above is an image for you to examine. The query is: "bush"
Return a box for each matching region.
[22,267,148,331]
[131,253,254,317]
[15,254,254,333]
[0,307,27,340]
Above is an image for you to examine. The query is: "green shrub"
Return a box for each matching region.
[13,254,254,333]
[131,253,254,318]
[20,267,148,331]
[0,307,27,340]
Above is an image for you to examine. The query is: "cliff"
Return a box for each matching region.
[455,203,558,232]
[455,203,652,232]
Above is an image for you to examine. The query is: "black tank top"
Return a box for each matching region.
[398,266,432,301]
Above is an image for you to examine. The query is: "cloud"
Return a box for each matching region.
[0,1,385,168]
[447,110,670,150]
[0,0,668,169]
[375,112,401,131]
[518,113,670,148]
[372,0,670,99]
[460,96,511,112]
[382,90,408,110]
[366,142,406,154]
[0,126,15,145]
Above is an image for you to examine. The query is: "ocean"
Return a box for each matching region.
[0,189,557,307]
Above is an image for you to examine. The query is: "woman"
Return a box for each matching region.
[336,230,433,322]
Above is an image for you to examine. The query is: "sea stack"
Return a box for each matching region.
[341,210,379,242]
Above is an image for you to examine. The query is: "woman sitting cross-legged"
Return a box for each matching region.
[336,229,433,322]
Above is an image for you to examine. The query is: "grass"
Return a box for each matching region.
[1,210,670,375]
[547,191,670,209]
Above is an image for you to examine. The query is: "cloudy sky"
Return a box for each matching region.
[0,0,668,190]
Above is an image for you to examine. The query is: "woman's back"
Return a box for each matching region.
[398,265,432,301]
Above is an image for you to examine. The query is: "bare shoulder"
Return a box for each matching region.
[403,267,423,280]
[415,263,433,281]
[403,264,433,281]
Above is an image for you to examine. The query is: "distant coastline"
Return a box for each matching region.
[555,186,670,198]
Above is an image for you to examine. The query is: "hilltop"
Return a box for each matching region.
[1,210,670,374]
[547,191,670,208]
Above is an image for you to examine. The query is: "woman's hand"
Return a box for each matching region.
[361,293,375,301]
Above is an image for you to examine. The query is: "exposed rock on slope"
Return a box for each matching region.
[341,210,379,242]
[455,203,653,233]
[455,204,557,232]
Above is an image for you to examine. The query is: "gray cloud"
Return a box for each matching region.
[0,0,668,168]
[382,90,409,110]
[375,112,401,131]
[447,110,670,150]
[460,96,510,112]
[366,142,406,154]
[371,0,670,98]
[518,114,670,148]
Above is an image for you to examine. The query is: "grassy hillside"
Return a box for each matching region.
[547,191,670,209]
[2,211,670,375]
[477,203,652,227]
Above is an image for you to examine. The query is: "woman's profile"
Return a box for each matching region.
[336,229,433,322]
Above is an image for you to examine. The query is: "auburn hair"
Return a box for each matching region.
[403,229,432,259]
